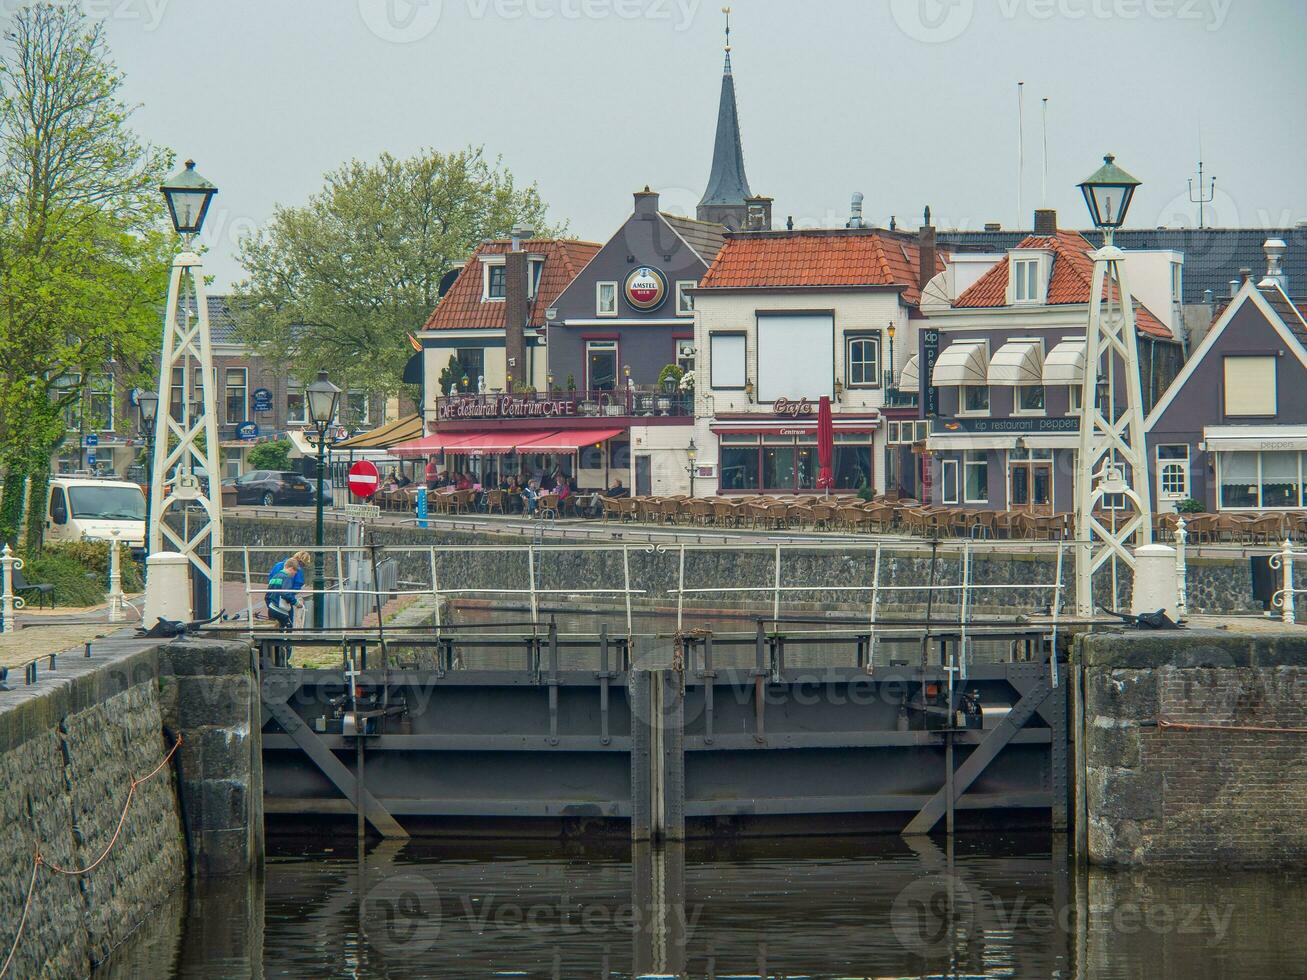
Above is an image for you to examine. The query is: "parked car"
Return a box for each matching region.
[224,470,314,506]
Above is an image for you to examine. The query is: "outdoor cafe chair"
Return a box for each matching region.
[786,503,815,529]
[484,489,505,514]
[1288,512,1307,543]
[809,501,838,530]
[537,493,560,520]
[686,499,714,525]
[1244,513,1286,545]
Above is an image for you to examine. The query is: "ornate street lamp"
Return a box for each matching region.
[137,390,159,554]
[1073,153,1155,618]
[160,160,218,237]
[307,370,341,629]
[886,321,897,388]
[686,439,698,498]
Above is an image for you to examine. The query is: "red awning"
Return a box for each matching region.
[518,428,625,452]
[443,431,540,454]
[390,434,456,458]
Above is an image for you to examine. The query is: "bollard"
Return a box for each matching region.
[0,544,25,635]
[107,529,125,623]
[143,551,192,627]
[1174,517,1189,620]
[1131,543,1180,621]
[1280,538,1296,625]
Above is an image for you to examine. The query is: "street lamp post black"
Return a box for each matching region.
[306,371,341,630]
[686,438,698,498]
[137,390,159,554]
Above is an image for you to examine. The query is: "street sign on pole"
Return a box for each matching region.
[85,433,99,447]
[347,460,381,498]
[342,503,381,520]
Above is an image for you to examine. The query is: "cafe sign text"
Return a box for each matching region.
[438,395,579,422]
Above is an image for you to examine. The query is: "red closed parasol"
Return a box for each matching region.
[816,395,834,492]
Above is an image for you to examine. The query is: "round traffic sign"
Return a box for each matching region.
[347,460,381,499]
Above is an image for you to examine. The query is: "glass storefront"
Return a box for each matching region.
[718,433,873,492]
[1218,450,1307,510]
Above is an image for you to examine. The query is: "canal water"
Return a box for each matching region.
[101,834,1305,978]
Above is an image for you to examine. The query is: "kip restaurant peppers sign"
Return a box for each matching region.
[625,266,668,311]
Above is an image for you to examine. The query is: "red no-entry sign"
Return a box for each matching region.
[347,460,381,499]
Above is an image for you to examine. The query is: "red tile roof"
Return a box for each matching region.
[421,238,601,331]
[953,230,1172,338]
[698,230,946,306]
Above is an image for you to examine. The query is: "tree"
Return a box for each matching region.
[247,439,293,471]
[232,146,563,398]
[0,4,172,543]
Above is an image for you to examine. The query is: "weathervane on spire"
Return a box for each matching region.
[723,6,732,73]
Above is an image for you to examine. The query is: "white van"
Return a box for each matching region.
[45,476,146,554]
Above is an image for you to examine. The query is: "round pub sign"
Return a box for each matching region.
[624,266,668,311]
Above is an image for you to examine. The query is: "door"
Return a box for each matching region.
[1010,462,1053,512]
[635,455,652,497]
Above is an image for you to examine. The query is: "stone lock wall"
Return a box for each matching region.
[1076,631,1307,867]
[0,637,260,976]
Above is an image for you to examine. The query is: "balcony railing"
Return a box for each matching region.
[881,369,919,408]
[436,386,693,422]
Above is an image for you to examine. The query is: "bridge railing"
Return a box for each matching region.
[1270,539,1307,625]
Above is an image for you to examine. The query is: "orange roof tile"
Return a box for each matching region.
[953,230,1172,338]
[421,238,601,331]
[699,230,946,306]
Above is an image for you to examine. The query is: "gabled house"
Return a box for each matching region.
[1146,240,1307,512]
[923,211,1183,511]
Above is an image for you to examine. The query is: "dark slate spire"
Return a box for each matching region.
[697,7,753,222]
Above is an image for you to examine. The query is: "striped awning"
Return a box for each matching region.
[988,341,1043,386]
[931,342,987,386]
[1044,340,1087,385]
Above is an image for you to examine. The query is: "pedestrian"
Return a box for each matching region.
[425,457,439,489]
[265,555,303,663]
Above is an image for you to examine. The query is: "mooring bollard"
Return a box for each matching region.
[107,529,125,623]
[1279,538,1296,625]
[0,544,25,635]
[1174,517,1188,620]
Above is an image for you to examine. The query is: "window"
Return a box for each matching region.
[1068,385,1083,414]
[596,282,618,316]
[1015,385,1045,413]
[720,446,761,490]
[1012,258,1041,302]
[960,385,990,414]
[1171,262,1183,303]
[1157,444,1190,500]
[170,367,185,422]
[1223,356,1276,416]
[675,339,695,375]
[287,380,306,424]
[916,421,930,443]
[720,434,872,492]
[224,368,247,424]
[52,373,81,431]
[941,459,959,504]
[845,334,881,388]
[586,340,618,391]
[1215,451,1307,510]
[757,313,833,402]
[833,444,872,490]
[709,333,746,389]
[675,281,695,315]
[485,263,507,300]
[964,452,989,503]
[342,391,370,426]
[456,348,485,387]
[528,259,544,298]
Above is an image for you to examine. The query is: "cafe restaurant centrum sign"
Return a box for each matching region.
[438,394,579,422]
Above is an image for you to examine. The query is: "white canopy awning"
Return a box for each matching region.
[898,354,920,391]
[931,342,988,386]
[1043,339,1087,385]
[988,341,1043,386]
[1203,425,1307,452]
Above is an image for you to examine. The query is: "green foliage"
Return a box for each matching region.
[438,354,467,395]
[0,470,24,547]
[657,364,684,389]
[247,439,294,471]
[856,483,873,502]
[232,145,564,398]
[565,373,576,392]
[1175,497,1205,514]
[23,461,49,552]
[20,540,143,607]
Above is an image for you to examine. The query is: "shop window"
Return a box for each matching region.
[941,459,959,504]
[225,368,247,424]
[596,282,617,316]
[709,333,746,389]
[1015,385,1045,413]
[960,385,990,415]
[1215,450,1306,510]
[586,340,618,391]
[720,446,760,490]
[833,445,872,490]
[964,452,989,503]
[845,334,881,388]
[1222,356,1276,417]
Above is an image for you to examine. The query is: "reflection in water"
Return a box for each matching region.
[100,833,1307,978]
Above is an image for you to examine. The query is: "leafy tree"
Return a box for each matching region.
[246,439,294,471]
[0,4,172,543]
[232,146,562,399]
[438,354,467,395]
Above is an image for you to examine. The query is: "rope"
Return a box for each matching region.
[1159,719,1307,734]
[0,735,182,978]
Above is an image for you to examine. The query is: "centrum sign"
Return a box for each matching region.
[438,395,579,421]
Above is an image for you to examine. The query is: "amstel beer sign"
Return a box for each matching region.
[625,266,668,311]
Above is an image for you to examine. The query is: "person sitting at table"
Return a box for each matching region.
[394,470,412,488]
[522,478,540,517]
[605,477,629,498]
[456,472,472,491]
[425,458,439,489]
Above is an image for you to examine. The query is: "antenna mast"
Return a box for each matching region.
[1187,141,1215,229]
[1017,81,1025,226]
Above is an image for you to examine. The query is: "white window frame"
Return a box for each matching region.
[224,367,248,425]
[675,339,695,375]
[941,458,959,504]
[1013,384,1046,416]
[709,332,748,390]
[845,333,881,389]
[596,281,618,317]
[959,384,990,417]
[1216,450,1305,511]
[528,258,544,299]
[482,260,507,302]
[675,281,695,316]
[286,381,307,425]
[1067,384,1083,416]
[963,450,990,504]
[1008,253,1048,305]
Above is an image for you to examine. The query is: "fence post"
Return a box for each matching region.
[1173,517,1188,621]
[106,530,125,623]
[0,544,24,634]
[1280,538,1296,625]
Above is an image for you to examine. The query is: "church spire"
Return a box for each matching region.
[697,6,754,224]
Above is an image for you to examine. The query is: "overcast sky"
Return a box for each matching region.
[92,0,1307,289]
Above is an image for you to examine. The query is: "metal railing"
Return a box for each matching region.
[1269,538,1305,625]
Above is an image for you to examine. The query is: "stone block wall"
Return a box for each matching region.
[1077,631,1307,866]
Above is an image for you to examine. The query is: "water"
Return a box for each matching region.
[100,835,1306,978]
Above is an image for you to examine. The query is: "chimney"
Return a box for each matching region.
[503,226,533,392]
[847,192,865,229]
[633,185,660,218]
[1240,267,1254,285]
[1033,209,1057,235]
[918,205,937,292]
[1203,288,1214,307]
[1229,279,1239,298]
[744,195,773,231]
[984,221,1002,232]
[1261,238,1288,293]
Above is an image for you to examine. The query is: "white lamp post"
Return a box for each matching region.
[1073,154,1165,618]
[149,160,223,618]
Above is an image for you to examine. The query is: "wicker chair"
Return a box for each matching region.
[1245,513,1287,545]
[686,498,714,525]
[484,489,505,514]
[786,503,816,529]
[537,493,560,520]
[1288,512,1307,543]
[810,501,838,530]
[659,498,684,524]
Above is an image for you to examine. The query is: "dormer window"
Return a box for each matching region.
[481,256,544,301]
[528,258,544,298]
[1008,250,1051,305]
[484,263,506,301]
